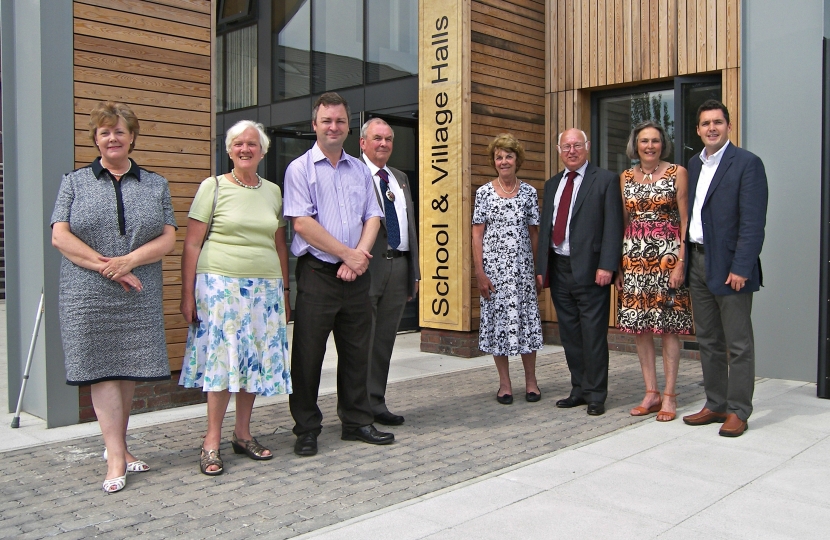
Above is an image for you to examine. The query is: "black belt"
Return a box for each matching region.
[689,243,705,254]
[300,253,342,275]
[383,249,407,259]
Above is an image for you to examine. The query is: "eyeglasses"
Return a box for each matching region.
[559,143,585,152]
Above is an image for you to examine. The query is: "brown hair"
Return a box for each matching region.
[626,121,672,160]
[89,101,139,153]
[312,92,350,123]
[487,133,526,172]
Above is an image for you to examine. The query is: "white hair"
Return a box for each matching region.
[557,129,589,146]
[225,120,270,154]
[360,117,394,139]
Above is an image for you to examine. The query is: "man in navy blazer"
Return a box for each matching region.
[682,100,768,437]
[536,128,624,416]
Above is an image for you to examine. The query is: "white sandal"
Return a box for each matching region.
[103,448,150,473]
[102,474,126,493]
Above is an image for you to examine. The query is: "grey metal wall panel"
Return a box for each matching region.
[744,0,824,382]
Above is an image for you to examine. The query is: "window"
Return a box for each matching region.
[270,0,418,102]
[218,24,258,111]
[593,77,721,174]
[311,0,364,93]
[596,86,674,173]
[365,0,418,83]
[272,0,311,100]
[218,0,256,29]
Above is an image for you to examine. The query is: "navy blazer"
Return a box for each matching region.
[685,143,768,296]
[536,162,624,287]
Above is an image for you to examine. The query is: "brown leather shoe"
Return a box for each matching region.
[718,413,748,437]
[682,407,727,426]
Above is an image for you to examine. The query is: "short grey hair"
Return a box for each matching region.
[360,117,395,139]
[625,121,672,160]
[557,129,589,146]
[225,120,270,155]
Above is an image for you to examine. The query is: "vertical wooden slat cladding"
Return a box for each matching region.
[470,0,546,328]
[544,0,741,322]
[73,0,212,372]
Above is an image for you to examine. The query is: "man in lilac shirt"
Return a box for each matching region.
[283,92,394,456]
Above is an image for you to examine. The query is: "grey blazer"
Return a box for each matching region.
[368,166,420,298]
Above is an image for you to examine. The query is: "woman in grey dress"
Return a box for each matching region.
[51,102,177,493]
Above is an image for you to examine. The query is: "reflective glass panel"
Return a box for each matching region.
[312,0,363,92]
[272,0,311,101]
[598,89,674,174]
[365,0,418,83]
[223,25,258,110]
[679,82,721,165]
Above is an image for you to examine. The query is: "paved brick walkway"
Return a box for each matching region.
[0,350,704,539]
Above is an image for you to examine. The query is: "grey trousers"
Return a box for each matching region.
[688,249,755,421]
[368,255,409,415]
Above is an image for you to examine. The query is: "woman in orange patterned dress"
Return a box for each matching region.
[614,121,693,421]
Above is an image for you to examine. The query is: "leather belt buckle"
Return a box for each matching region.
[385,250,394,260]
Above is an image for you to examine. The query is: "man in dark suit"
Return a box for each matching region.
[536,128,624,416]
[360,118,420,426]
[682,100,768,437]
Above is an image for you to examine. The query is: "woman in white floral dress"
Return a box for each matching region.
[473,134,544,405]
[180,120,292,475]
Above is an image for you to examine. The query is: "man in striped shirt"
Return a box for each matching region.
[283,92,395,456]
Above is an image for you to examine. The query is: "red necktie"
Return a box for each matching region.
[552,171,578,246]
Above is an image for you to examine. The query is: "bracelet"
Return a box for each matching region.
[284,288,291,292]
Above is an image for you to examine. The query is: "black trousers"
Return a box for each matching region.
[289,255,374,435]
[548,251,611,403]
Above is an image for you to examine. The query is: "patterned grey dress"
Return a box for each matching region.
[50,158,177,385]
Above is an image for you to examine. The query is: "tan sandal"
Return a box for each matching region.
[630,389,662,416]
[657,392,677,422]
[200,447,223,476]
[231,432,273,461]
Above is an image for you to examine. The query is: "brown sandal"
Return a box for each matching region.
[656,392,677,422]
[200,447,224,476]
[630,389,662,416]
[231,432,273,461]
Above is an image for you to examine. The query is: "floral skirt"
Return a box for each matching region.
[179,273,292,396]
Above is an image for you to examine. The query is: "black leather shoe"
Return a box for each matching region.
[294,432,318,456]
[341,424,394,445]
[556,396,586,408]
[526,392,541,402]
[374,411,405,426]
[587,402,606,416]
[496,393,513,405]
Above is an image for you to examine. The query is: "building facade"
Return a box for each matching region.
[4,0,829,427]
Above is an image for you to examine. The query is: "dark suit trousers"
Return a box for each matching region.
[289,255,375,435]
[549,252,611,403]
[368,255,409,415]
[688,249,755,421]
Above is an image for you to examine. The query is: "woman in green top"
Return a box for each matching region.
[180,120,292,476]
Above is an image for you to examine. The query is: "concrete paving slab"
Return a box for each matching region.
[499,447,617,490]
[680,484,830,540]
[398,476,542,527]
[546,459,736,524]
[417,489,675,540]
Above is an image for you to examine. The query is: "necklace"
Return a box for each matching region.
[230,169,262,189]
[106,163,130,177]
[638,161,661,182]
[497,176,518,194]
